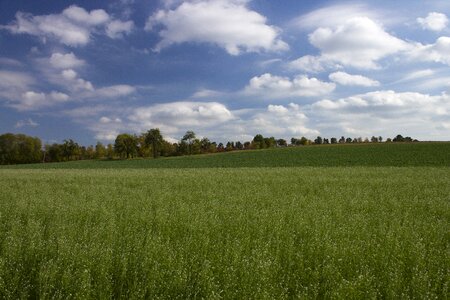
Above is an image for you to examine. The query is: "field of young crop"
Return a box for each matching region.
[0,144,449,298]
[3,142,450,169]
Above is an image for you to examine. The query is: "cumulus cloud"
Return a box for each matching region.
[146,0,288,55]
[408,37,450,66]
[329,71,380,87]
[12,90,69,111]
[244,73,335,98]
[49,52,85,69]
[251,103,319,137]
[106,20,134,39]
[310,90,450,140]
[2,5,134,46]
[60,69,94,91]
[306,17,409,69]
[129,101,234,134]
[313,90,448,115]
[417,12,448,31]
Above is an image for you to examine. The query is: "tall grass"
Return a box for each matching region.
[0,167,448,298]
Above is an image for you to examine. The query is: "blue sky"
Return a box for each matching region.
[1,0,449,145]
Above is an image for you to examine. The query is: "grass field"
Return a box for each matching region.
[3,142,450,169]
[0,143,449,298]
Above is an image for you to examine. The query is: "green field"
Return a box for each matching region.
[3,142,450,169]
[0,143,449,298]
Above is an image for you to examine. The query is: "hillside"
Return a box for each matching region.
[3,142,449,169]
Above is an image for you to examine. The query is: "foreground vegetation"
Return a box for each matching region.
[0,167,448,298]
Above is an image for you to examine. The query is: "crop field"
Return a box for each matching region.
[0,143,449,298]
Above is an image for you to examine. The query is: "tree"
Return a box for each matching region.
[339,136,346,143]
[182,131,196,155]
[61,139,79,161]
[331,137,337,144]
[145,128,164,158]
[0,133,42,165]
[95,142,106,159]
[346,137,352,143]
[314,136,323,145]
[371,136,379,143]
[378,136,383,143]
[393,134,404,142]
[252,134,265,149]
[277,139,287,147]
[114,134,138,159]
[264,137,276,148]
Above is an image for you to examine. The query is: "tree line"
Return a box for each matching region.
[0,131,418,165]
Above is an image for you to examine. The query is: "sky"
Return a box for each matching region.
[0,0,449,145]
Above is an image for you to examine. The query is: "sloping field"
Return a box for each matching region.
[0,143,449,298]
[3,142,450,169]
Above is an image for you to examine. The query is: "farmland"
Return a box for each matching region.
[0,143,449,298]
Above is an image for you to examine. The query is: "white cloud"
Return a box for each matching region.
[291,3,390,29]
[13,90,69,111]
[245,73,335,98]
[310,90,450,140]
[408,37,450,66]
[313,90,447,113]
[244,103,319,138]
[0,70,35,103]
[288,55,339,73]
[130,101,233,134]
[0,70,34,92]
[2,5,133,46]
[417,12,448,31]
[308,17,409,69]
[329,71,380,87]
[146,0,288,55]
[15,118,39,128]
[49,52,85,69]
[99,116,122,124]
[106,20,134,39]
[400,69,435,82]
[62,5,109,25]
[60,69,94,91]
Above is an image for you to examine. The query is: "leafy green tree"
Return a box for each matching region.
[0,133,42,164]
[145,128,164,158]
[114,134,138,159]
[314,136,323,144]
[95,142,106,159]
[277,139,287,147]
[106,144,115,159]
[331,137,337,144]
[252,134,265,149]
[61,139,79,161]
[182,131,196,155]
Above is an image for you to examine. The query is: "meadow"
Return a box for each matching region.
[0,143,449,299]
